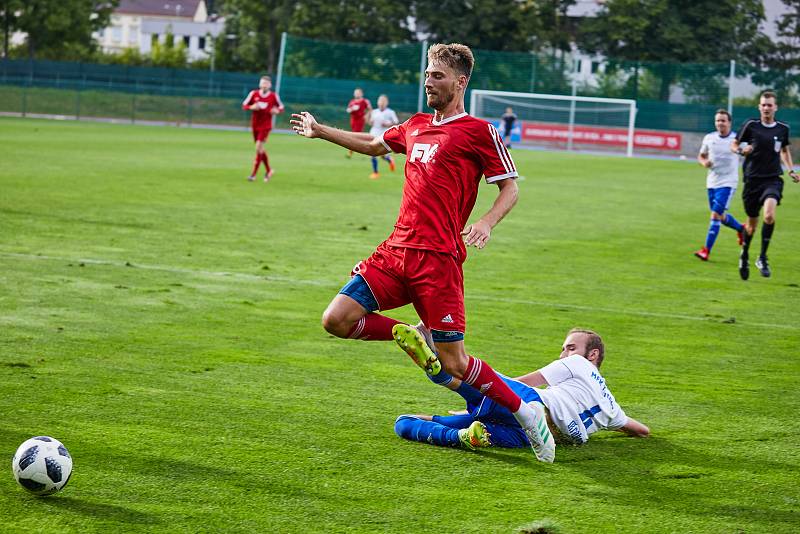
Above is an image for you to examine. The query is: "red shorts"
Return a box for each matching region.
[354,243,465,334]
[350,120,365,133]
[252,128,271,142]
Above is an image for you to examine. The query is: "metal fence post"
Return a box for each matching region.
[417,40,428,113]
[21,81,27,117]
[727,60,735,115]
[75,87,81,120]
[131,93,136,124]
[275,31,287,95]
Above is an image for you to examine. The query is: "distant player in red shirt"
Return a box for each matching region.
[291,43,555,463]
[345,87,371,158]
[242,75,284,182]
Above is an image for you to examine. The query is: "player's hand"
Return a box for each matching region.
[461,220,492,249]
[704,160,713,168]
[790,170,799,183]
[741,145,754,156]
[290,112,320,138]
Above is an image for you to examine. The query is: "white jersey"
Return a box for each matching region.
[699,131,740,189]
[369,107,399,137]
[536,355,628,445]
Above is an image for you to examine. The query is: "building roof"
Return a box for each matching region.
[116,0,202,18]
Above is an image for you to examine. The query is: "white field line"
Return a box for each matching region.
[2,251,797,331]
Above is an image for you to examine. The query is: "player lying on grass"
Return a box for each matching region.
[395,328,650,451]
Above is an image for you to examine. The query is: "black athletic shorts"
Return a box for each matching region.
[742,177,783,217]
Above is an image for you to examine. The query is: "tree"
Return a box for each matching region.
[412,0,576,53]
[214,0,412,74]
[1,0,23,58]
[578,0,768,100]
[13,0,116,60]
[750,0,800,105]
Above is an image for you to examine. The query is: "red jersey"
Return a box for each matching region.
[347,97,371,130]
[242,90,284,130]
[380,112,517,262]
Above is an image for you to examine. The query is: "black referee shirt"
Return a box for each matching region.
[735,119,791,180]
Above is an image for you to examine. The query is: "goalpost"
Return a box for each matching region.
[470,90,638,157]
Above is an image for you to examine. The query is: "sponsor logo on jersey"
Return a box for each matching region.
[410,129,419,136]
[440,314,453,323]
[409,143,439,163]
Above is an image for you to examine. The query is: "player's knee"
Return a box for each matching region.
[710,211,722,220]
[763,213,775,225]
[321,308,351,338]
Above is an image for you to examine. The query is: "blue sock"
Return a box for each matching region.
[705,219,721,251]
[383,155,392,163]
[371,157,378,173]
[394,416,460,447]
[722,213,743,232]
[427,369,454,386]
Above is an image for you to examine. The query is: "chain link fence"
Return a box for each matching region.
[1,34,798,153]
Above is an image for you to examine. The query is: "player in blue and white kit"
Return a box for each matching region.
[693,109,745,261]
[367,95,399,179]
[394,328,649,454]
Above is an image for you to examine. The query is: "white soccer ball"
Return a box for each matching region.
[11,436,73,495]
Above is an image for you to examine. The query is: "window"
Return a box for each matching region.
[198,36,206,50]
[111,26,122,42]
[183,35,190,47]
[151,34,159,45]
[128,26,138,44]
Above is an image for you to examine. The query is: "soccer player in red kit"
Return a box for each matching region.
[345,88,371,158]
[242,76,284,182]
[291,43,555,463]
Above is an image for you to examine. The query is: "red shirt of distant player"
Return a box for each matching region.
[380,112,517,263]
[242,90,284,141]
[347,97,371,132]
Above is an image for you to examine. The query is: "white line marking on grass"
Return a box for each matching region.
[0,252,330,286]
[3,251,797,331]
[467,294,798,331]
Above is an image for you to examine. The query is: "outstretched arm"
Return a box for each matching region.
[461,178,519,249]
[616,417,650,437]
[290,112,389,157]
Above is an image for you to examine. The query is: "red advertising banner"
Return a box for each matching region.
[521,122,682,151]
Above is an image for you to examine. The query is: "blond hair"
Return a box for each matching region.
[427,43,474,79]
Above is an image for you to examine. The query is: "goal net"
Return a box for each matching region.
[470,90,637,157]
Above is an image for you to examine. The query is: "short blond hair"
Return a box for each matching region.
[427,43,474,79]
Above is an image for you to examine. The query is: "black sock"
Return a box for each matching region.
[760,222,774,258]
[743,228,753,253]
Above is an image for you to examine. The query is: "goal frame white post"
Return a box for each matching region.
[469,89,638,158]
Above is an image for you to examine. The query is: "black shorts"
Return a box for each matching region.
[742,177,783,217]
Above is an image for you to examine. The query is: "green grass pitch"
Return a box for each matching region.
[1,117,798,533]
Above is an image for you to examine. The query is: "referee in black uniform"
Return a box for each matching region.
[731,91,799,280]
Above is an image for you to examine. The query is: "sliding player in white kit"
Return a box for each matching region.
[394,328,649,451]
[693,109,745,261]
[367,94,399,179]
